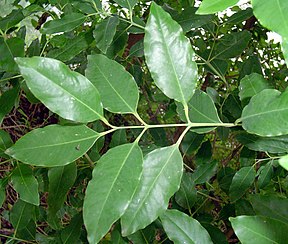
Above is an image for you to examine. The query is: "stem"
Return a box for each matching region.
[84,153,94,167]
[0,74,22,83]
[134,128,147,143]
[176,126,191,146]
[134,112,147,126]
[183,102,191,123]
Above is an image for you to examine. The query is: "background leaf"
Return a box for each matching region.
[230,215,288,244]
[114,0,137,9]
[144,2,198,104]
[197,0,239,14]
[15,57,103,123]
[83,143,143,243]
[241,89,288,136]
[160,209,213,244]
[6,125,100,167]
[121,144,183,236]
[0,84,19,124]
[86,54,139,114]
[192,160,218,184]
[11,163,39,206]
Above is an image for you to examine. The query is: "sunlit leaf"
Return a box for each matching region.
[197,0,239,14]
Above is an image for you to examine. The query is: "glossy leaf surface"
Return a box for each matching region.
[229,166,255,202]
[15,57,103,123]
[144,2,198,104]
[241,89,288,136]
[94,16,119,54]
[11,164,39,206]
[6,125,100,167]
[41,13,86,34]
[86,54,139,113]
[230,215,288,244]
[83,143,143,244]
[197,0,239,14]
[121,145,183,236]
[160,209,213,244]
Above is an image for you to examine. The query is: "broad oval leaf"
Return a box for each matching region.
[86,54,139,114]
[41,13,86,34]
[251,0,288,38]
[160,209,213,244]
[11,163,39,206]
[83,143,143,244]
[241,89,288,136]
[197,0,239,15]
[229,166,255,202]
[121,144,183,236]
[144,2,198,104]
[15,57,103,123]
[93,16,119,54]
[230,215,288,244]
[5,125,100,167]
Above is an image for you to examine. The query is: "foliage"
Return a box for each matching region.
[1,0,288,243]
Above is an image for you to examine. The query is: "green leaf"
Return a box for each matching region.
[227,8,253,24]
[236,132,288,154]
[110,130,127,148]
[93,16,119,54]
[197,0,239,14]
[60,213,83,244]
[192,160,218,184]
[48,163,77,229]
[279,154,288,171]
[41,13,86,34]
[177,90,222,133]
[0,179,6,207]
[241,89,288,136]
[0,130,13,158]
[282,38,288,67]
[6,125,100,167]
[86,54,139,114]
[83,143,143,244]
[249,195,288,224]
[212,31,251,60]
[251,0,288,38]
[0,37,24,73]
[0,9,24,31]
[144,2,198,104]
[114,0,137,9]
[11,163,39,206]
[15,57,103,123]
[229,166,255,202]
[175,172,197,210]
[47,33,91,62]
[257,161,273,189]
[181,131,204,157]
[10,199,35,231]
[239,73,271,102]
[160,209,213,244]
[230,215,288,244]
[0,85,20,124]
[121,144,183,236]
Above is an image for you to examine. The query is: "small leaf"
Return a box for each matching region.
[241,89,288,136]
[0,179,6,207]
[144,2,198,104]
[257,161,273,189]
[86,54,139,114]
[279,154,288,171]
[0,130,13,158]
[114,0,137,9]
[239,73,271,102]
[6,125,100,167]
[60,213,83,244]
[121,144,183,236]
[249,194,288,224]
[192,160,218,184]
[160,209,213,244]
[41,13,86,34]
[83,143,143,244]
[181,131,204,157]
[230,215,288,244]
[48,163,77,229]
[15,57,103,123]
[93,16,119,54]
[11,163,39,206]
[110,130,127,148]
[197,0,239,14]
[229,166,255,202]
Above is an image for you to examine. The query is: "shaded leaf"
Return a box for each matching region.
[144,2,198,104]
[230,215,288,244]
[15,57,103,123]
[192,160,218,184]
[0,179,6,207]
[60,213,83,244]
[83,143,143,243]
[180,131,204,157]
[0,130,13,158]
[279,154,288,171]
[6,125,100,167]
[114,0,137,9]
[241,89,288,136]
[0,9,24,31]
[229,166,255,202]
[197,0,239,14]
[94,16,119,54]
[121,145,183,236]
[41,13,86,34]
[86,54,139,114]
[160,209,213,244]
[11,164,39,206]
[258,161,273,189]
